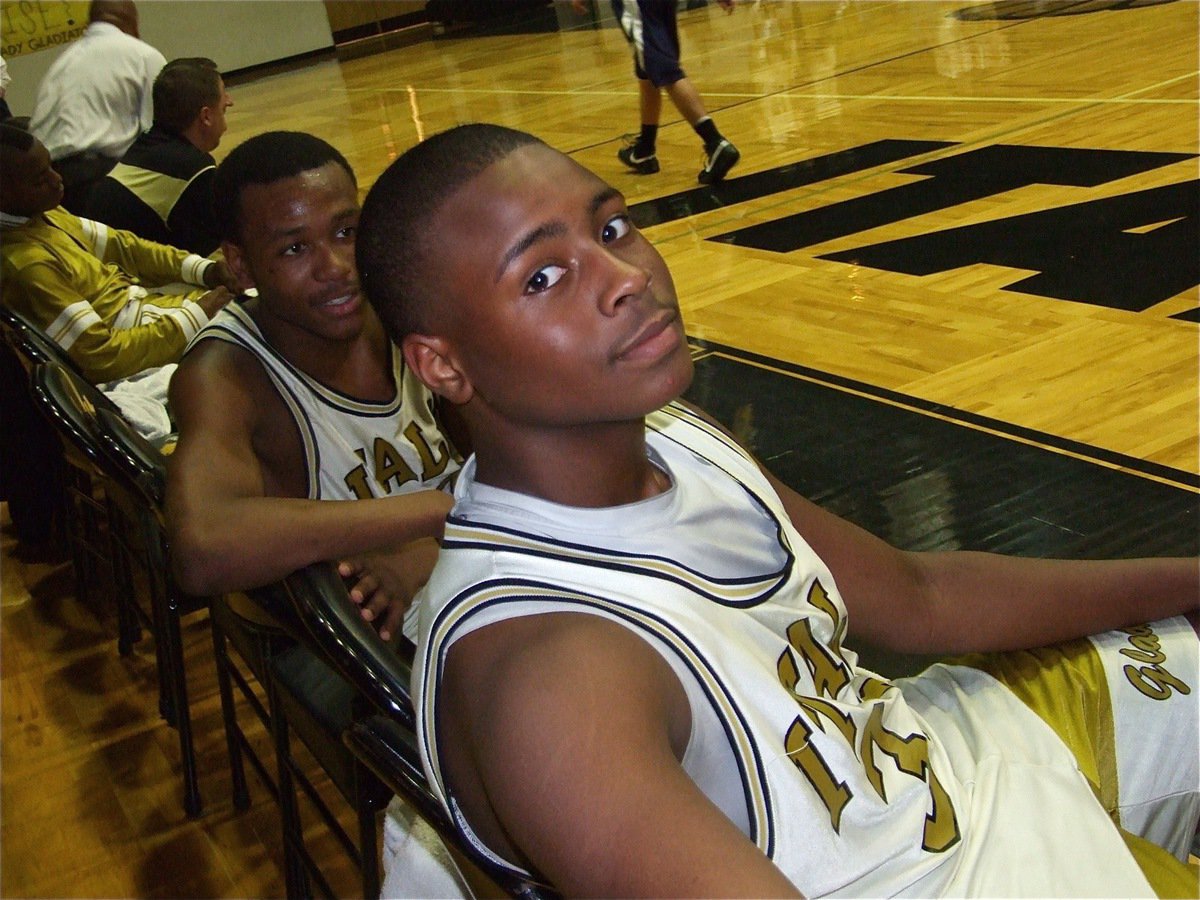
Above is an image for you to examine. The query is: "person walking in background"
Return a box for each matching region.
[28,0,166,212]
[85,57,233,256]
[591,0,740,183]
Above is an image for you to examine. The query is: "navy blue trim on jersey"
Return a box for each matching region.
[190,302,405,417]
[422,578,776,869]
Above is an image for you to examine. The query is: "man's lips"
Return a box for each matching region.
[613,308,681,362]
[319,288,361,310]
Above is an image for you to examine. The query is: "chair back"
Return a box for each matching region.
[29,360,112,469]
[276,562,559,899]
[94,403,167,508]
[1,304,95,385]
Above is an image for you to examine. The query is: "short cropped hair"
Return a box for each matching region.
[211,131,356,243]
[357,123,545,341]
[0,121,34,153]
[153,58,222,136]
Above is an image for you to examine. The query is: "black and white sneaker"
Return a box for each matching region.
[698,139,740,184]
[617,143,660,175]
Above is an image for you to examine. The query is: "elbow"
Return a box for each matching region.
[168,516,233,597]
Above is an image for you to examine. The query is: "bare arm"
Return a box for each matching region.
[442,613,803,898]
[680,400,1197,653]
[165,342,452,597]
[762,467,1198,655]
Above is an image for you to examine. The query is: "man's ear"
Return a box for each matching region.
[220,240,256,293]
[402,334,473,405]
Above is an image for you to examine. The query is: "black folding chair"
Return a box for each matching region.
[0,303,96,382]
[274,561,559,900]
[213,577,393,899]
[26,360,129,636]
[31,361,209,816]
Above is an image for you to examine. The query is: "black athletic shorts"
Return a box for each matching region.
[611,0,685,87]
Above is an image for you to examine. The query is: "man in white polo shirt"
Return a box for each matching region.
[29,0,166,213]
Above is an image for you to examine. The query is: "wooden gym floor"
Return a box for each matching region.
[2,1,1197,895]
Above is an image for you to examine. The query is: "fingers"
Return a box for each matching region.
[206,259,240,292]
[379,594,409,643]
[198,286,234,317]
[338,558,365,599]
[348,573,382,615]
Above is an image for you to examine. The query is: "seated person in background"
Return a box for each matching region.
[85,57,232,257]
[0,123,235,441]
[167,130,462,645]
[355,123,1200,898]
[28,0,166,213]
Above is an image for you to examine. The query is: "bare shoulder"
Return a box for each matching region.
[446,612,684,724]
[436,612,801,896]
[435,613,689,868]
[171,337,272,409]
[169,337,305,493]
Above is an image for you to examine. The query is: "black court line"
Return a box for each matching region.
[687,339,1199,492]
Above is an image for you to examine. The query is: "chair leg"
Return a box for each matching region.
[62,481,92,610]
[211,617,250,811]
[268,677,312,899]
[109,535,140,657]
[105,509,143,658]
[358,804,382,899]
[159,591,201,818]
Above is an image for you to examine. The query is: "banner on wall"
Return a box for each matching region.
[2,1,90,58]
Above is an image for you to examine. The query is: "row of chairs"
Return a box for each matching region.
[0,303,553,898]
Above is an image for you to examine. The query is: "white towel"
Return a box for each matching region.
[380,796,473,899]
[101,363,176,444]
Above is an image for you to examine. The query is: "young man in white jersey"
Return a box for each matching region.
[166,131,463,639]
[355,123,1199,898]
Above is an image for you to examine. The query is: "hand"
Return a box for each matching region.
[718,0,735,10]
[571,0,589,13]
[195,289,232,321]
[338,537,441,642]
[203,259,239,292]
[196,286,234,318]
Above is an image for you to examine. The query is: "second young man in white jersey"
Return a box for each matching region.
[167,131,463,639]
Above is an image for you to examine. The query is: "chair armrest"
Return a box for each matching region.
[278,561,416,726]
[94,405,167,506]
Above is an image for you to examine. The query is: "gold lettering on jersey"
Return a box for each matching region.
[786,618,851,698]
[783,716,852,831]
[807,580,847,649]
[860,705,961,852]
[1118,624,1191,700]
[344,459,373,500]
[373,438,419,494]
[796,696,858,747]
[858,675,891,702]
[343,435,454,498]
[773,578,960,851]
[403,422,453,480]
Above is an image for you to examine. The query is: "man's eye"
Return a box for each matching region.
[601,215,632,244]
[281,243,305,256]
[338,225,357,239]
[526,264,567,293]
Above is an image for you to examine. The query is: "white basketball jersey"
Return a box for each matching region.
[189,302,459,501]
[412,402,1156,897]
